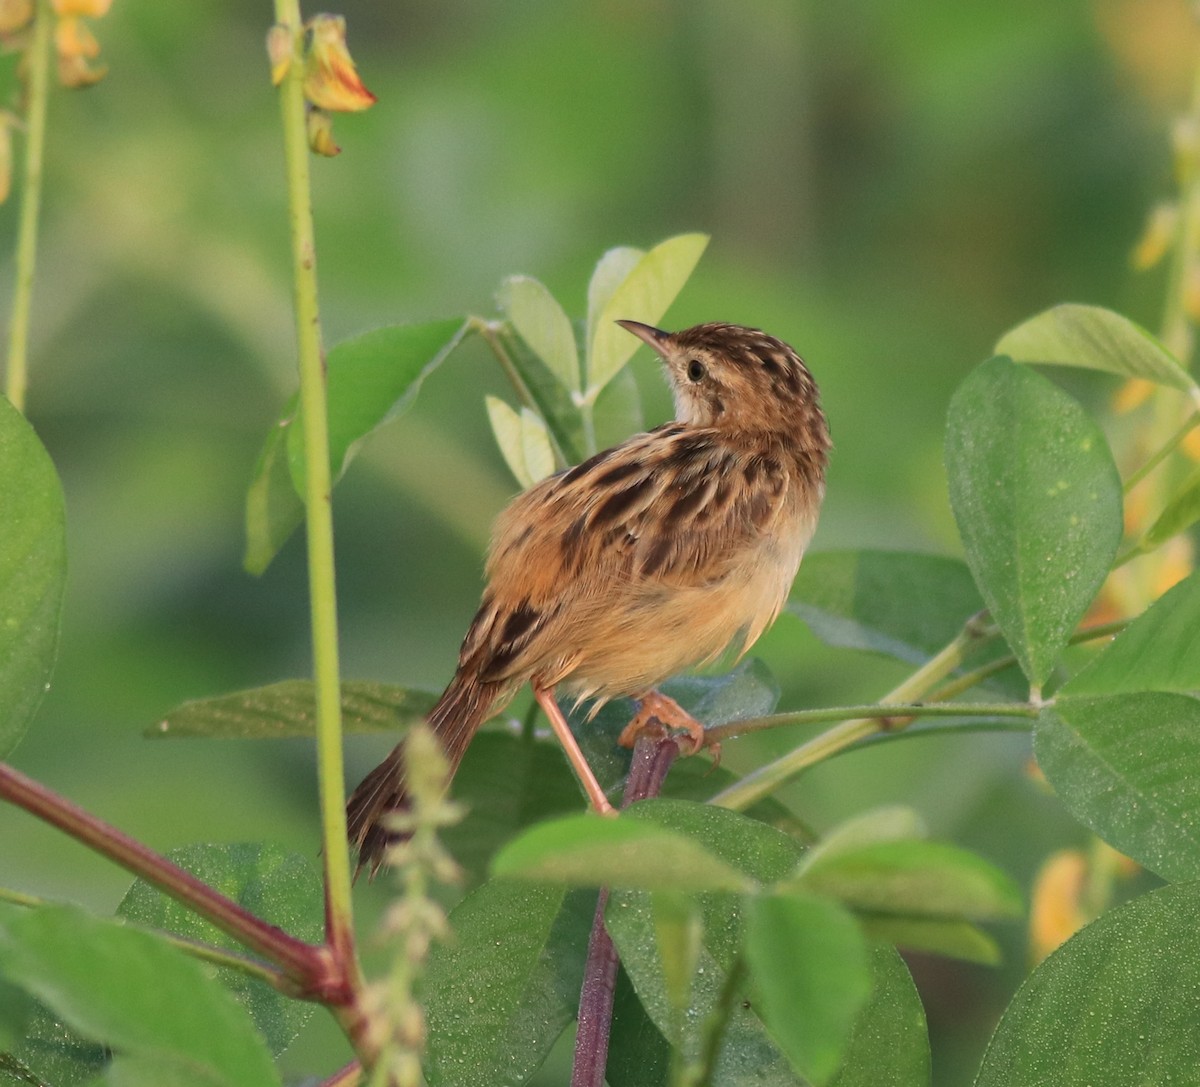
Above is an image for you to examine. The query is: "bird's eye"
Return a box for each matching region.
[687,358,705,382]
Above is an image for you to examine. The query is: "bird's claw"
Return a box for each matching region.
[619,691,710,756]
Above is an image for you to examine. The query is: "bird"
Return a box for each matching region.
[347,319,830,875]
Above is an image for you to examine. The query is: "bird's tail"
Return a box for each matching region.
[346,671,506,878]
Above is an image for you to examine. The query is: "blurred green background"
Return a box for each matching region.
[1,0,1190,1082]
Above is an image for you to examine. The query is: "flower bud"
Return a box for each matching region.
[306,107,340,157]
[266,23,292,86]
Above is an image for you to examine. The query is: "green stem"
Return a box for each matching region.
[1161,58,1200,365]
[273,1,356,975]
[1123,410,1200,492]
[929,618,1127,702]
[708,612,998,811]
[703,700,1035,745]
[4,1,52,412]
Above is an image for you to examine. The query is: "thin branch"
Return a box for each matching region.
[573,732,682,1087]
[1123,410,1200,492]
[4,0,52,412]
[0,762,341,999]
[703,700,1036,746]
[272,0,357,976]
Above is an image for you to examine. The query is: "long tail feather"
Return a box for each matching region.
[346,671,506,878]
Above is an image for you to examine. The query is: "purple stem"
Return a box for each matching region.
[0,761,348,1002]
[572,735,680,1087]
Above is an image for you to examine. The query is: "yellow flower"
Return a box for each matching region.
[55,13,106,88]
[51,0,111,15]
[0,0,32,35]
[303,14,375,113]
[1028,849,1087,964]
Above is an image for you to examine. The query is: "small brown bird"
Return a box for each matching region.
[347,320,830,873]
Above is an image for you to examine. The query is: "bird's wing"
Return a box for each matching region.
[459,425,800,683]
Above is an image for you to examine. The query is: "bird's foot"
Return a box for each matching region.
[618,690,715,759]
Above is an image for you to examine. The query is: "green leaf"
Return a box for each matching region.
[1143,462,1200,548]
[788,839,1023,921]
[945,357,1123,685]
[606,891,803,1085]
[0,978,31,1053]
[604,965,672,1087]
[0,999,108,1086]
[489,328,585,465]
[116,843,323,1057]
[497,276,581,395]
[482,890,596,1087]
[799,806,929,870]
[789,550,986,666]
[0,397,67,758]
[744,892,872,1086]
[485,395,534,489]
[1063,569,1200,697]
[518,407,555,483]
[0,906,278,1087]
[859,915,1000,966]
[586,245,644,358]
[423,880,569,1087]
[243,415,303,576]
[624,798,804,884]
[1035,694,1200,882]
[829,945,930,1087]
[592,360,646,451]
[976,882,1200,1086]
[648,891,703,1045]
[287,318,471,490]
[245,319,469,573]
[587,234,709,395]
[491,813,755,893]
[442,732,587,886]
[148,680,436,738]
[101,1052,232,1087]
[995,303,1197,394]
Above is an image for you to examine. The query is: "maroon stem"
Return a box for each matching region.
[572,735,680,1087]
[0,762,348,1002]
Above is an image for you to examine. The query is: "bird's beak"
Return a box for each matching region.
[616,319,671,357]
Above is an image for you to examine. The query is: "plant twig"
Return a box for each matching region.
[1123,410,1200,492]
[703,700,1036,746]
[0,762,340,998]
[573,732,682,1087]
[4,0,52,412]
[272,0,357,975]
[708,611,1001,812]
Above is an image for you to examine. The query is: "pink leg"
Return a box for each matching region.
[533,683,616,817]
